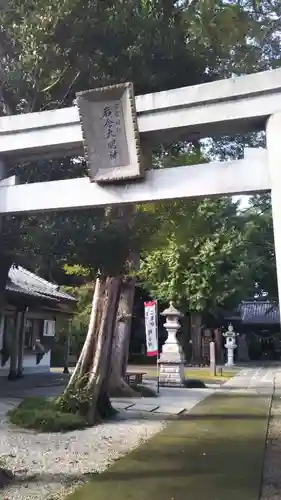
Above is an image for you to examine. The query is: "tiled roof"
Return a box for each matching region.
[238,300,279,325]
[6,265,76,303]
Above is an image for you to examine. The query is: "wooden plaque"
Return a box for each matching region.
[76,82,143,183]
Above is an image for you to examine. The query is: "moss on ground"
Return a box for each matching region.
[8,397,87,432]
[8,384,157,432]
[67,391,270,500]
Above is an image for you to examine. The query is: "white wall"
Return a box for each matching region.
[0,351,51,376]
[22,351,51,373]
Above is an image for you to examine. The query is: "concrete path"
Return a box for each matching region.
[112,386,215,416]
[112,366,276,417]
[67,367,275,500]
[222,366,275,394]
[0,365,277,419]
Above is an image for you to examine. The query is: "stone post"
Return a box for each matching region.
[222,323,239,367]
[158,301,185,387]
[209,341,216,376]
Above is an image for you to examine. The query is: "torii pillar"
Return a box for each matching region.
[267,114,281,313]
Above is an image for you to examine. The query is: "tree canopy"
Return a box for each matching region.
[0,0,277,318]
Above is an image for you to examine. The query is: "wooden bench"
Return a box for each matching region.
[125,371,146,385]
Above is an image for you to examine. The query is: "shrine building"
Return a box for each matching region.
[0,264,76,378]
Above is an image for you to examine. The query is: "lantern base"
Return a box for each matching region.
[158,361,185,387]
[225,361,235,367]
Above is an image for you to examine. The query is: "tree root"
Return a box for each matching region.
[97,391,118,419]
[56,379,118,424]
[109,378,137,398]
[56,376,92,418]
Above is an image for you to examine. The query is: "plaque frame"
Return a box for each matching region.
[76,82,144,183]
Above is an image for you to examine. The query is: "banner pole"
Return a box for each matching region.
[144,299,159,393]
[157,354,160,394]
[156,300,160,394]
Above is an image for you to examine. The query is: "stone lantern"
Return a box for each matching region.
[158,301,185,387]
[222,323,239,367]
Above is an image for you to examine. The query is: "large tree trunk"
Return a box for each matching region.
[67,279,102,385]
[57,276,121,424]
[190,312,202,366]
[108,277,136,396]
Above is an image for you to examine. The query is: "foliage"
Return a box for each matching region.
[0,0,206,283]
[64,282,95,350]
[0,0,208,113]
[9,397,87,432]
[51,268,96,362]
[0,0,278,326]
[56,376,94,418]
[139,203,245,311]
[139,189,277,311]
[138,150,251,312]
[241,193,277,298]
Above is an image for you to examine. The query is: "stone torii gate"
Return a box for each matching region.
[0,68,281,318]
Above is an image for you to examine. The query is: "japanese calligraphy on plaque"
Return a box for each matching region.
[76,82,143,183]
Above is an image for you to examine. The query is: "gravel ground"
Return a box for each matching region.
[260,372,281,500]
[0,400,166,500]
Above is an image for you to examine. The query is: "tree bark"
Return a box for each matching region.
[108,277,136,396]
[121,327,131,379]
[67,278,102,387]
[86,277,121,423]
[190,312,202,366]
[58,276,121,424]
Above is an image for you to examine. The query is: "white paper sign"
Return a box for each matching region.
[43,320,56,337]
[144,300,158,357]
